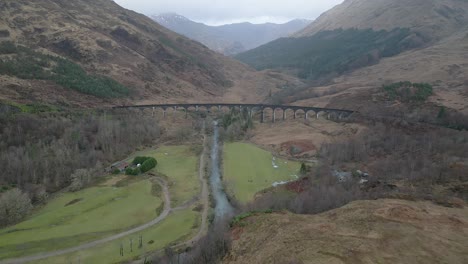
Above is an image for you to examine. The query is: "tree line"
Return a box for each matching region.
[0,109,161,226]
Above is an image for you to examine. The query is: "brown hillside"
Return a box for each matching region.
[0,0,302,106]
[295,0,468,40]
[225,199,468,264]
[288,0,468,113]
[293,28,468,114]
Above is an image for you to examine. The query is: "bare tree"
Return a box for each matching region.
[0,188,33,226]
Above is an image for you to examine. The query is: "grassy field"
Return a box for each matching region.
[128,146,200,207]
[37,208,200,264]
[0,178,162,260]
[223,143,302,203]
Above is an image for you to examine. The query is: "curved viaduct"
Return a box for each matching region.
[113,103,355,123]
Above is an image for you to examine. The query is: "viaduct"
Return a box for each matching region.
[113,103,355,123]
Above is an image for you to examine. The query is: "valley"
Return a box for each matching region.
[152,13,310,55]
[1,0,468,263]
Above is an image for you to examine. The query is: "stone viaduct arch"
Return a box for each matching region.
[114,104,355,123]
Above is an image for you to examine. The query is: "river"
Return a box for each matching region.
[210,121,234,219]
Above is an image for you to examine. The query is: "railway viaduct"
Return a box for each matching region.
[113,103,355,123]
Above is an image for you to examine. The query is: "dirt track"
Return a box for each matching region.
[1,178,171,264]
[2,125,212,264]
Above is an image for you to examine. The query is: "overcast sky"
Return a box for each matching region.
[113,0,344,25]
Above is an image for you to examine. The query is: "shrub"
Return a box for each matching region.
[69,169,92,192]
[132,156,150,166]
[438,106,447,119]
[0,188,33,227]
[300,163,308,175]
[383,81,433,102]
[0,41,17,54]
[140,157,157,173]
[112,168,121,175]
[125,167,140,176]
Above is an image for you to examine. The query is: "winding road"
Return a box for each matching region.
[2,127,211,264]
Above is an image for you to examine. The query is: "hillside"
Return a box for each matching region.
[152,13,310,55]
[225,199,468,264]
[295,0,468,39]
[292,27,468,115]
[0,0,302,107]
[236,0,468,82]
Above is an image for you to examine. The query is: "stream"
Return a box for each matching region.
[210,121,234,219]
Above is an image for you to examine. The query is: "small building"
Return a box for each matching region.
[109,161,129,172]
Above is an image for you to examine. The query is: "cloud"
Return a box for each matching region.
[113,0,343,25]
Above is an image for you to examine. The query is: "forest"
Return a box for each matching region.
[0,107,160,201]
[236,28,424,80]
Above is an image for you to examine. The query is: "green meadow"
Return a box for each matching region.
[223,142,301,203]
[0,178,161,259]
[38,208,199,264]
[128,145,200,207]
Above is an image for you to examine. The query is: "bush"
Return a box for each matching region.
[69,169,92,192]
[0,41,17,54]
[383,81,433,102]
[0,188,33,227]
[112,168,121,175]
[125,167,140,176]
[140,157,157,173]
[132,156,150,166]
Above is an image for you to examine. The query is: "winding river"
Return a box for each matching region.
[210,121,234,219]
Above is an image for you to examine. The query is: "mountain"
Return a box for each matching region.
[235,0,468,84]
[295,0,468,39]
[0,0,302,107]
[152,13,310,55]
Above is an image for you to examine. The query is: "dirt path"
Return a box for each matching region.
[131,122,211,263]
[1,178,171,264]
[3,126,211,264]
[174,123,210,247]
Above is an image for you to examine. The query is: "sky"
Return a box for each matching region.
[113,0,344,25]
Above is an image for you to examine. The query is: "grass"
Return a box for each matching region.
[37,208,199,264]
[1,100,60,114]
[223,142,301,203]
[128,146,200,207]
[0,178,162,260]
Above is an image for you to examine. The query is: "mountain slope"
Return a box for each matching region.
[0,0,301,106]
[236,0,468,82]
[225,199,468,264]
[295,0,468,39]
[152,13,310,55]
[293,27,468,114]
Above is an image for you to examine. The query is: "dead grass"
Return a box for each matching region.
[249,119,364,158]
[224,199,468,264]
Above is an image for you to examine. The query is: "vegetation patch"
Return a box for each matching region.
[0,41,129,98]
[383,81,433,102]
[220,109,253,141]
[36,209,199,264]
[127,146,199,207]
[236,28,423,80]
[230,210,273,227]
[0,179,162,259]
[223,143,302,203]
